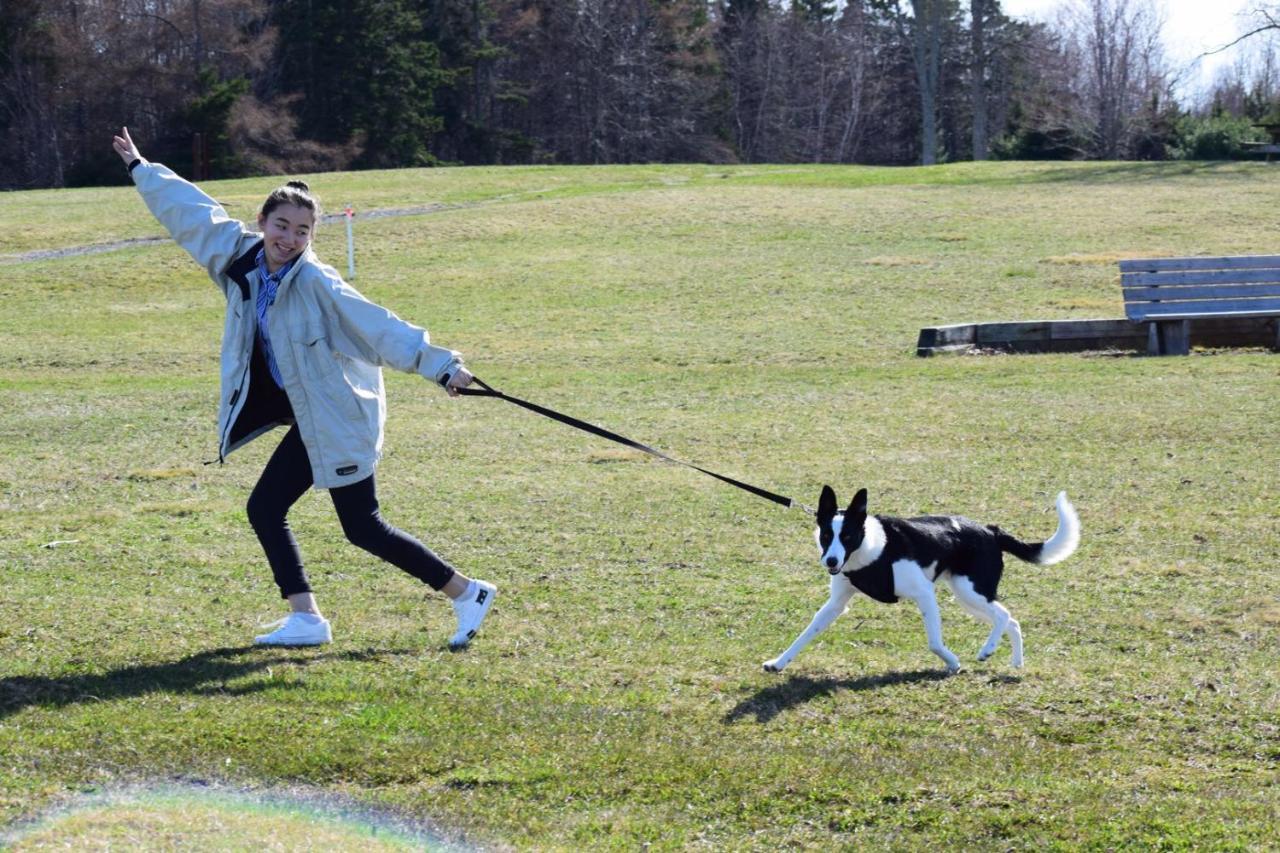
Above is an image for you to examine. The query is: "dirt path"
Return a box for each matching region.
[1,202,460,265]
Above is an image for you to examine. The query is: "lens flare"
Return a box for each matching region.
[2,782,465,851]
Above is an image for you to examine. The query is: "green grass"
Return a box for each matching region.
[1,161,1277,849]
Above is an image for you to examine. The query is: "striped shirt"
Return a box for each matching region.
[255,249,296,388]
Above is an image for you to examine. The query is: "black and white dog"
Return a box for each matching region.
[763,487,1080,674]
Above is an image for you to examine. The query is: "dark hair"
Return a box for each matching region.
[261,180,322,221]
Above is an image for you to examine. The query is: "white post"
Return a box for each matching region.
[344,204,356,279]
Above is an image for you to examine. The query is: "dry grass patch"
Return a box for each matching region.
[1041,252,1141,265]
[863,255,930,266]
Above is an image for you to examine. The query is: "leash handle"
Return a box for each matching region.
[443,373,804,513]
[439,372,499,397]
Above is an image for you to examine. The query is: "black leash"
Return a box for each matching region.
[444,374,813,516]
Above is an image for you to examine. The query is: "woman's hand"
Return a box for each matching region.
[445,366,474,397]
[112,127,141,165]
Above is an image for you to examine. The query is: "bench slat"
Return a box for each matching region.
[1127,297,1280,320]
[1116,256,1280,353]
[1118,255,1280,273]
[1121,268,1280,287]
[1122,283,1280,302]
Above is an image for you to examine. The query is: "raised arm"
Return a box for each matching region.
[111,127,142,166]
[113,127,255,290]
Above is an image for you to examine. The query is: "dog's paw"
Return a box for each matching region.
[762,659,784,673]
[977,649,994,662]
[945,662,962,675]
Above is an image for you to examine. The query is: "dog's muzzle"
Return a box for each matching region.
[825,556,842,574]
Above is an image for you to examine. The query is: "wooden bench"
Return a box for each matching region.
[1119,255,1280,355]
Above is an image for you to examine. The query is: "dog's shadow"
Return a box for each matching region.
[723,669,952,724]
[0,645,415,721]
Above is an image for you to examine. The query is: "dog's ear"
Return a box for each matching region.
[817,485,837,522]
[847,487,868,520]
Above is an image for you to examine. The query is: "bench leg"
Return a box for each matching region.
[1150,320,1190,355]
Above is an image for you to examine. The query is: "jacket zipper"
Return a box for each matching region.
[210,364,250,464]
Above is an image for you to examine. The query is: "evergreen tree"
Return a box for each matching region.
[423,0,507,163]
[269,0,447,167]
[791,0,837,22]
[183,68,252,177]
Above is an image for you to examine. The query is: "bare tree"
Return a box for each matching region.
[912,0,948,164]
[1058,0,1169,158]
[834,2,882,161]
[718,0,783,161]
[1198,27,1280,117]
[717,0,888,163]
[876,0,958,165]
[0,0,64,186]
[971,0,987,158]
[1202,4,1280,56]
[0,0,273,187]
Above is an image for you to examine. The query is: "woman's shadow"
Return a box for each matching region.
[0,645,409,720]
[723,669,954,724]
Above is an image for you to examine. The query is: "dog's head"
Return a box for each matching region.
[815,485,868,574]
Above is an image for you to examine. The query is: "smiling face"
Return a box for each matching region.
[256,203,314,272]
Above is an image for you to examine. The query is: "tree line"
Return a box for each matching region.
[3,0,1280,189]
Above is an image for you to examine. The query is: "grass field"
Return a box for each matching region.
[1,161,1277,850]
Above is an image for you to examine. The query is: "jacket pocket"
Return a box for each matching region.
[291,320,366,428]
[290,321,340,383]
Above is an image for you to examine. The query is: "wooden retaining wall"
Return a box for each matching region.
[916,317,1280,356]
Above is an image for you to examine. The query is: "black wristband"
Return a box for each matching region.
[127,158,141,174]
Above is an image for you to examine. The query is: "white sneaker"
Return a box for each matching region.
[449,580,496,649]
[254,612,332,646]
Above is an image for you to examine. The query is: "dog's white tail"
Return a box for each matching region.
[993,491,1080,565]
[1035,491,1080,565]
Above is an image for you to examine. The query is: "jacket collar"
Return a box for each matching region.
[226,240,265,302]
[255,248,297,287]
[275,246,314,292]
[227,242,316,302]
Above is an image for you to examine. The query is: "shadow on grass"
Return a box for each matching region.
[1019,160,1258,186]
[723,669,952,724]
[0,645,413,720]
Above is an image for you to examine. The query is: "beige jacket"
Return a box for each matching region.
[131,162,462,488]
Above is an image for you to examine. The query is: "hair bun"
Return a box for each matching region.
[261,180,321,219]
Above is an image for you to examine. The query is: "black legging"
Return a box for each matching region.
[246,425,455,597]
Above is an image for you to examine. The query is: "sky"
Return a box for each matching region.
[1000,0,1264,101]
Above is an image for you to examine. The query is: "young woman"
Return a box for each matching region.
[111,127,495,648]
